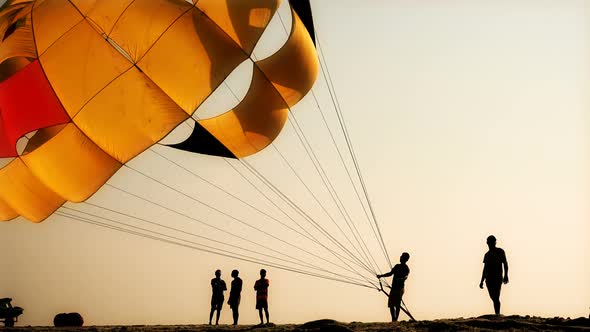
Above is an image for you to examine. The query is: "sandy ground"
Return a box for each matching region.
[3,316,590,332]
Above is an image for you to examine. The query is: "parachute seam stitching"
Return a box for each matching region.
[133,2,198,65]
[105,0,138,37]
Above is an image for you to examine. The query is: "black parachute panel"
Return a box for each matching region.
[167,121,237,159]
[289,0,316,45]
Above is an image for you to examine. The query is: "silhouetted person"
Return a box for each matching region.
[377,252,410,322]
[209,269,226,325]
[479,235,509,315]
[254,269,270,324]
[227,269,242,325]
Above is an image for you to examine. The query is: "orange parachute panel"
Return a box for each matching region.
[39,20,133,117]
[74,67,189,163]
[108,0,194,62]
[21,124,122,203]
[257,7,318,107]
[199,65,288,158]
[32,0,82,56]
[196,0,279,54]
[138,7,247,114]
[0,197,18,221]
[0,158,65,222]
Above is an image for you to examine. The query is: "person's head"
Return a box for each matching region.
[215,269,221,278]
[486,235,497,248]
[400,252,410,263]
[231,269,239,278]
[260,269,267,278]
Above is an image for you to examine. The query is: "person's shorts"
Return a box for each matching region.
[485,279,502,300]
[256,299,268,310]
[388,288,404,308]
[211,296,224,310]
[228,296,240,309]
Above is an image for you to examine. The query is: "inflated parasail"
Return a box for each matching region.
[0,0,318,222]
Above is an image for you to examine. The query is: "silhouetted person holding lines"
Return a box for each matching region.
[377,252,410,322]
[227,269,242,325]
[209,269,226,325]
[479,235,509,315]
[254,269,270,325]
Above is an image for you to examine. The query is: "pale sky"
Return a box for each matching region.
[1,0,589,326]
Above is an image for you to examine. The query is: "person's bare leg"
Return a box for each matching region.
[389,307,396,322]
[493,299,501,315]
[488,284,501,315]
[209,308,214,325]
[215,309,221,325]
[264,307,269,324]
[232,307,239,325]
[258,309,264,324]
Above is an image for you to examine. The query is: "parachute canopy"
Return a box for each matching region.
[0,0,318,222]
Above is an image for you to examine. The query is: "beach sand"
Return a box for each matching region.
[3,316,589,332]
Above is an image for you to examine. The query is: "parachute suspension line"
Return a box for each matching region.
[122,163,337,263]
[223,158,378,288]
[268,142,377,275]
[285,112,382,275]
[223,81,242,103]
[275,7,386,271]
[190,117,375,276]
[239,159,375,278]
[177,121,374,284]
[59,206,369,285]
[116,164,377,284]
[147,147,370,279]
[307,89,387,269]
[276,6,290,36]
[278,2,391,267]
[314,33,392,269]
[179,122,335,255]
[59,207,311,273]
[103,180,349,279]
[209,86,377,275]
[150,147,317,247]
[56,210,375,289]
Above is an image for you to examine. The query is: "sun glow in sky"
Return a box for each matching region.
[1,0,589,326]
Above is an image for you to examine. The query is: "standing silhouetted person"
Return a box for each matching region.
[227,269,242,325]
[209,269,226,325]
[254,269,270,325]
[377,252,410,322]
[479,235,509,315]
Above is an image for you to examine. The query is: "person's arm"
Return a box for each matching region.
[223,281,227,291]
[377,269,394,278]
[502,251,509,284]
[479,267,486,289]
[236,280,242,293]
[479,256,486,289]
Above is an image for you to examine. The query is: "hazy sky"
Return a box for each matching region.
[1,0,589,326]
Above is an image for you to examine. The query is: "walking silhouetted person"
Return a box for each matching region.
[254,269,270,324]
[209,269,226,325]
[479,235,509,315]
[377,252,410,322]
[227,269,242,325]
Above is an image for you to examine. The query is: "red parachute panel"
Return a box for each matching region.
[0,60,70,157]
